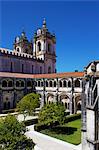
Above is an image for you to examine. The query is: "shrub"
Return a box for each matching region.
[17,93,40,120]
[0,115,34,149]
[34,124,48,132]
[65,113,81,123]
[24,118,38,126]
[38,103,65,128]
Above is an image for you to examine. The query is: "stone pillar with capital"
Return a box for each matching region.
[70,77,74,114]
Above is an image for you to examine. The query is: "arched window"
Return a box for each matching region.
[21,81,24,87]
[38,81,40,87]
[17,48,19,52]
[27,81,32,87]
[16,81,20,87]
[68,103,70,109]
[35,81,37,86]
[75,79,80,87]
[77,102,81,110]
[38,42,41,51]
[2,80,7,87]
[54,81,56,87]
[8,81,13,87]
[59,80,62,87]
[49,81,52,87]
[48,66,51,73]
[65,103,67,109]
[48,43,51,52]
[41,81,43,86]
[63,80,67,87]
[68,80,71,87]
[46,81,48,87]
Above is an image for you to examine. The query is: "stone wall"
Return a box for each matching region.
[0,75,82,114]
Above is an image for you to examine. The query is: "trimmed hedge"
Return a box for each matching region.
[34,121,60,132]
[64,113,81,123]
[2,108,18,114]
[35,113,81,131]
[24,118,38,126]
[34,124,48,132]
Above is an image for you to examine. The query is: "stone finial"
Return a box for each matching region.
[91,62,95,72]
[21,31,26,38]
[15,36,20,43]
[42,18,46,28]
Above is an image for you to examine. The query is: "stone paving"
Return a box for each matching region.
[25,125,81,150]
[0,113,81,150]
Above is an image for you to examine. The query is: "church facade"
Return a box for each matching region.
[0,19,99,150]
[0,19,83,114]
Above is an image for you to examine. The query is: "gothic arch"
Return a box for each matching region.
[16,80,20,87]
[47,93,54,104]
[8,80,13,87]
[68,80,71,87]
[63,80,67,87]
[41,81,44,87]
[59,94,70,109]
[3,92,13,110]
[46,81,48,87]
[48,43,51,52]
[38,41,41,51]
[21,81,25,87]
[49,80,53,87]
[2,80,7,87]
[54,80,56,87]
[59,80,62,87]
[74,79,80,87]
[38,80,41,87]
[48,66,51,73]
[75,95,81,112]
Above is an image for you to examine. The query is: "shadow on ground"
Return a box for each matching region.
[49,126,77,135]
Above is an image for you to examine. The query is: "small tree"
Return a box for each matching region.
[0,115,34,149]
[38,103,65,128]
[17,93,40,120]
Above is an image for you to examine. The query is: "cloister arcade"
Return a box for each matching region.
[0,77,82,114]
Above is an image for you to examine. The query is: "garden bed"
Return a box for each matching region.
[38,119,81,145]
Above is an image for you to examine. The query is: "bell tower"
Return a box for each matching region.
[13,31,33,55]
[33,19,56,73]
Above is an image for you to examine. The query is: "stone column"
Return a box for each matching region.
[82,78,87,150]
[0,90,3,113]
[70,77,74,114]
[56,78,59,103]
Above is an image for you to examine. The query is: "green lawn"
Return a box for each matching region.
[40,119,81,145]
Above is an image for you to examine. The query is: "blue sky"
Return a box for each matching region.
[0,1,99,72]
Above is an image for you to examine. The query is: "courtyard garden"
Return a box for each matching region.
[39,119,81,145]
[0,93,81,148]
[35,102,81,145]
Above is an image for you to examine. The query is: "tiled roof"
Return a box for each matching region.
[33,72,84,78]
[0,72,84,79]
